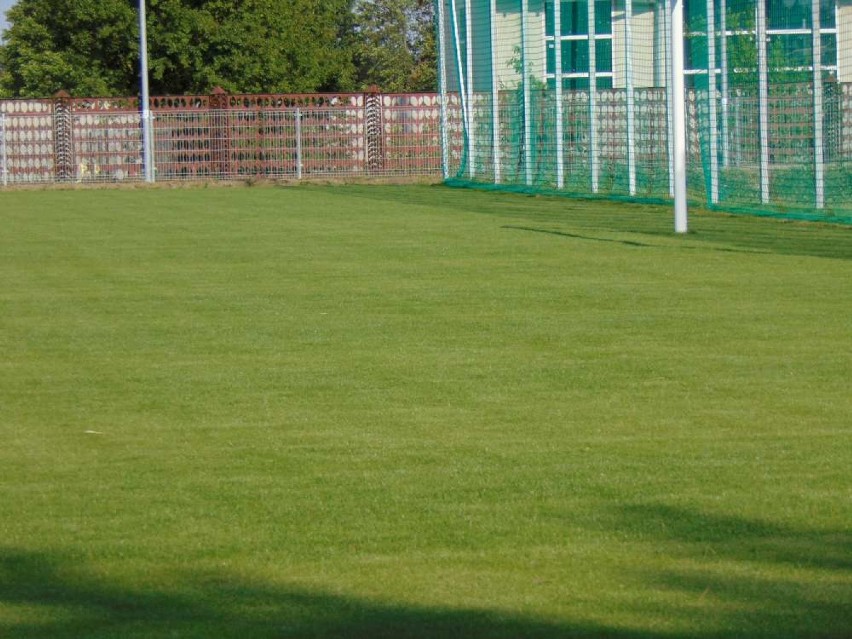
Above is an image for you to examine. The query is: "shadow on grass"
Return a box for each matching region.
[595,502,852,638]
[3,502,850,639]
[501,226,654,248]
[0,548,648,639]
[330,185,852,261]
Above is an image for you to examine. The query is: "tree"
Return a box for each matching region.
[146,0,356,95]
[0,0,358,97]
[351,0,436,93]
[0,0,138,97]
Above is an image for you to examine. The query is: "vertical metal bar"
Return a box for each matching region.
[812,0,825,209]
[465,0,476,177]
[554,0,564,188]
[437,0,450,179]
[295,108,303,180]
[671,0,688,232]
[522,0,533,185]
[625,0,636,195]
[707,0,719,203]
[664,0,675,196]
[588,0,599,193]
[449,0,471,174]
[655,0,665,87]
[837,3,843,79]
[139,0,154,183]
[0,113,7,187]
[490,0,501,183]
[756,0,770,204]
[720,0,730,167]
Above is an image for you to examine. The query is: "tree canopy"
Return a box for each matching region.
[0,0,436,98]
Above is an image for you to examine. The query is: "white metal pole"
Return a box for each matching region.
[490,0,501,183]
[812,0,825,209]
[707,0,719,204]
[671,0,688,233]
[522,0,532,186]
[465,0,476,178]
[295,108,303,180]
[437,0,450,179]
[665,0,675,196]
[655,0,666,87]
[625,0,636,195]
[139,0,154,183]
[837,3,844,78]
[720,0,730,167]
[588,0,599,193]
[554,0,564,188]
[0,113,7,187]
[756,0,770,204]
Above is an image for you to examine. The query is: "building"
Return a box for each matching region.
[436,0,852,213]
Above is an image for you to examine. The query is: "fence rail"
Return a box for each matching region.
[2,87,850,203]
[0,91,446,185]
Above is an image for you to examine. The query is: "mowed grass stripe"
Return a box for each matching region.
[0,185,850,638]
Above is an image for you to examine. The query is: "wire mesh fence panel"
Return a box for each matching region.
[0,93,449,186]
[437,0,852,221]
[153,111,219,181]
[0,113,8,187]
[380,94,446,176]
[438,0,676,199]
[74,112,144,183]
[0,101,56,184]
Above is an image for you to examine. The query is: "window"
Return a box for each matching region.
[545,0,615,88]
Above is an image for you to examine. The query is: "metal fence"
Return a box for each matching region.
[0,92,447,185]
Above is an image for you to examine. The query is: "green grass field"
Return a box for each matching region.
[1,184,850,638]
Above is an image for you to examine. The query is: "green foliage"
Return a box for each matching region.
[0,0,437,97]
[351,0,436,92]
[145,0,357,94]
[0,0,138,97]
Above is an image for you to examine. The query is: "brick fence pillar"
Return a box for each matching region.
[53,91,74,182]
[364,86,384,174]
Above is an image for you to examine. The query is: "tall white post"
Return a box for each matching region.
[625,0,636,195]
[522,0,533,186]
[720,0,730,167]
[707,0,719,204]
[756,0,770,204]
[139,0,154,183]
[465,0,476,178]
[0,113,8,187]
[812,0,825,209]
[491,0,501,183]
[671,0,688,233]
[588,0,599,193]
[437,0,450,179]
[554,0,565,188]
[295,108,303,180]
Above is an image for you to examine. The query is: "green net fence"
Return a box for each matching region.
[436,0,852,222]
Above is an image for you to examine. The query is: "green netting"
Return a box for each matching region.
[436,0,852,223]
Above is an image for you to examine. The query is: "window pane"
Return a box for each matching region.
[562,40,590,73]
[595,0,612,34]
[821,33,836,67]
[563,77,590,90]
[596,39,613,72]
[563,0,590,35]
[768,0,810,30]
